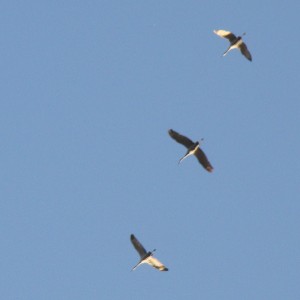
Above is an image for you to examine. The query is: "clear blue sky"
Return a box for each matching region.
[1,1,300,299]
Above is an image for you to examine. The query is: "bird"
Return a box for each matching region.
[130,234,168,271]
[168,129,213,172]
[213,29,252,61]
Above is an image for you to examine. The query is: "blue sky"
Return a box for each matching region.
[1,1,300,299]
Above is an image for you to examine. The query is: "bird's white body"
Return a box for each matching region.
[131,254,162,271]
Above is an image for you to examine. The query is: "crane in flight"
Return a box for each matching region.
[130,234,168,272]
[168,129,213,172]
[214,29,252,61]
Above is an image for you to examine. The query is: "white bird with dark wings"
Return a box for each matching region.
[214,29,252,61]
[168,129,213,172]
[130,234,168,271]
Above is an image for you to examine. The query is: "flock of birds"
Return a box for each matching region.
[130,29,252,272]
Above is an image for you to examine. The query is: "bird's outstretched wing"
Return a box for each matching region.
[130,234,147,258]
[147,256,168,271]
[168,129,194,148]
[213,29,236,43]
[195,148,213,172]
[239,42,252,61]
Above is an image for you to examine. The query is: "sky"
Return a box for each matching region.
[1,1,300,299]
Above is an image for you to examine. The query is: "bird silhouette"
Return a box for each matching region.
[168,129,213,172]
[130,234,168,271]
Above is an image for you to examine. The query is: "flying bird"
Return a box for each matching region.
[130,234,168,271]
[168,129,213,172]
[213,29,252,61]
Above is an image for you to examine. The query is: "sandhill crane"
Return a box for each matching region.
[168,129,213,172]
[214,29,252,61]
[130,234,168,271]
